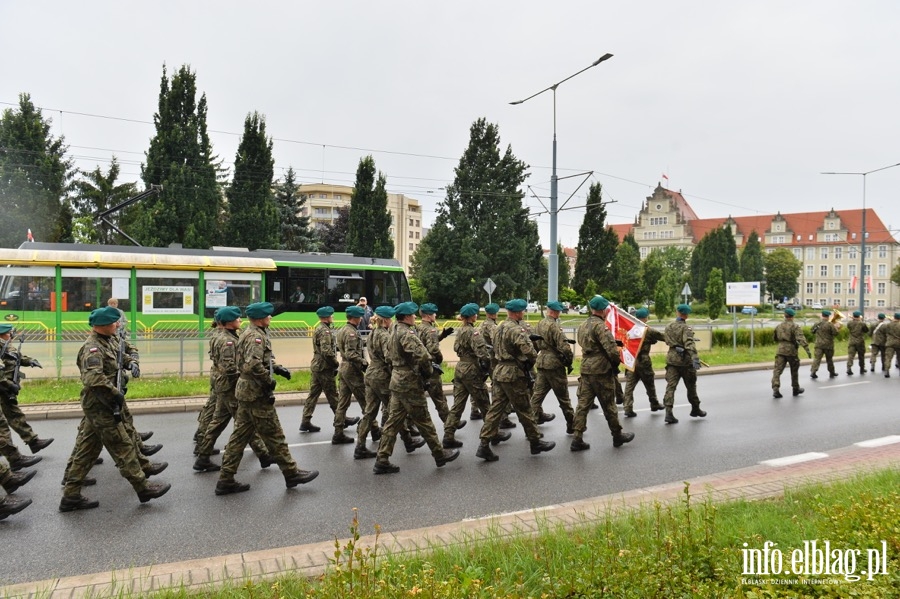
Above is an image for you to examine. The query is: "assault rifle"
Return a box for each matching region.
[113,336,125,423]
[1,333,25,404]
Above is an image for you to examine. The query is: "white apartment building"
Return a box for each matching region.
[297,183,423,272]
[610,185,900,315]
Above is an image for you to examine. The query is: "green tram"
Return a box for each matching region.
[0,242,411,340]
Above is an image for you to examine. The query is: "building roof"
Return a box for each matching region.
[608,223,633,243]
[661,187,699,221]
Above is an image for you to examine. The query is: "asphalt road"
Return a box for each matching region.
[3,361,899,586]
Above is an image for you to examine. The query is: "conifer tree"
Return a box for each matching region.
[225,112,277,250]
[346,155,393,258]
[572,182,618,296]
[276,167,316,251]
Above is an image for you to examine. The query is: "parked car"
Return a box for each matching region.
[526,301,540,313]
[741,306,758,315]
[578,305,589,314]
[812,303,823,310]
[775,303,786,310]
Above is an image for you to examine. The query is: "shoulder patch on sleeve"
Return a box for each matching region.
[89,347,99,353]
[225,341,233,346]
[254,338,263,344]
[473,331,479,336]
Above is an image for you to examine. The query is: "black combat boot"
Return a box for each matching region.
[144,461,169,476]
[530,439,555,455]
[613,432,635,447]
[27,437,54,453]
[649,401,663,412]
[370,427,382,442]
[193,456,220,472]
[59,495,99,512]
[442,437,463,449]
[404,437,426,453]
[476,440,498,462]
[2,469,36,493]
[285,469,319,487]
[215,479,250,495]
[499,417,517,429]
[623,410,637,417]
[373,461,400,474]
[1,496,32,519]
[570,437,590,452]
[139,431,154,441]
[331,432,354,445]
[665,408,679,424]
[537,412,556,424]
[61,476,96,486]
[469,410,483,420]
[258,454,275,468]
[455,419,467,430]
[434,449,460,467]
[9,455,41,471]
[137,482,171,503]
[773,390,783,398]
[793,388,805,396]
[490,430,511,445]
[690,406,707,418]
[344,416,360,427]
[354,445,377,460]
[140,443,163,456]
[299,420,321,433]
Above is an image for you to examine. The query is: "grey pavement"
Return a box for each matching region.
[6,358,898,599]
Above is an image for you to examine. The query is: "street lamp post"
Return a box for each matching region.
[821,162,900,314]
[511,53,613,303]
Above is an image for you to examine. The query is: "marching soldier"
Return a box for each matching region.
[622,308,665,417]
[0,324,54,454]
[661,304,707,424]
[810,310,839,379]
[475,303,500,421]
[301,307,359,433]
[571,295,634,450]
[870,313,888,374]
[443,303,491,448]
[0,457,34,520]
[60,306,171,511]
[372,302,459,474]
[417,303,452,426]
[771,308,810,398]
[193,319,221,449]
[883,313,900,378]
[215,302,318,495]
[529,300,575,432]
[475,299,555,462]
[845,311,868,375]
[334,305,369,445]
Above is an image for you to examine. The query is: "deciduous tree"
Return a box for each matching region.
[764,248,802,304]
[609,241,643,307]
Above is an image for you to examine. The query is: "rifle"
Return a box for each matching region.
[113,335,125,423]
[1,334,25,404]
[266,357,277,404]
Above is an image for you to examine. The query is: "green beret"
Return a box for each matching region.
[506,298,527,312]
[0,324,13,335]
[635,308,649,319]
[316,306,335,318]
[821,310,832,317]
[374,305,395,318]
[589,295,610,311]
[459,303,479,317]
[395,302,419,316]
[484,303,500,314]
[546,301,565,312]
[894,312,900,320]
[346,306,365,318]
[215,306,242,323]
[676,303,691,314]
[89,306,121,326]
[245,302,274,319]
[784,308,795,317]
[852,311,862,317]
[420,303,438,315]
[877,313,885,319]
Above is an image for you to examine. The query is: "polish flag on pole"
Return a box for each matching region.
[661,173,669,180]
[866,276,872,293]
[26,229,34,242]
[604,303,647,372]
[849,275,857,292]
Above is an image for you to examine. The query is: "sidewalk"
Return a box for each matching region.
[5,437,899,599]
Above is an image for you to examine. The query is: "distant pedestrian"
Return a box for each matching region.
[810,311,839,379]
[771,308,810,398]
[622,308,665,416]
[845,311,868,375]
[661,304,707,424]
[356,297,373,332]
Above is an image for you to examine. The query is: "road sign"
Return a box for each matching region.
[681,283,692,296]
[483,278,496,304]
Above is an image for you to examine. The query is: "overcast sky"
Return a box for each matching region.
[3,1,899,249]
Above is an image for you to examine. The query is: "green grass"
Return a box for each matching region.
[145,468,900,598]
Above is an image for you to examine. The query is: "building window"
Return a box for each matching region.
[834,264,842,278]
[847,298,856,307]
[640,247,649,259]
[408,243,414,251]
[334,194,342,200]
[660,230,674,239]
[409,218,414,226]
[805,299,814,306]
[319,194,327,199]
[415,219,420,227]
[878,245,887,258]
[865,246,872,258]
[649,216,668,226]
[806,265,814,277]
[864,264,871,276]
[824,233,837,242]
[643,231,658,240]
[849,264,857,277]
[877,282,886,295]
[833,282,841,294]
[806,247,815,260]
[878,264,887,277]
[819,282,827,294]
[820,265,828,277]
[820,247,828,260]
[834,247,842,260]
[793,248,802,260]
[806,282,814,294]
[848,246,857,259]
[828,221,836,229]
[408,231,413,239]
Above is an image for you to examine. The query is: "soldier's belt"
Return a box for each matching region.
[458,357,480,363]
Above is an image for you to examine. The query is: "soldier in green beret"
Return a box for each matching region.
[60,307,171,511]
[193,317,221,449]
[771,308,810,398]
[416,303,452,428]
[0,324,54,456]
[810,310,839,379]
[869,313,888,374]
[373,302,459,474]
[333,305,370,445]
[443,303,491,448]
[883,313,900,378]
[0,457,34,520]
[661,304,706,424]
[529,300,575,431]
[622,308,665,416]
[474,303,501,421]
[216,302,318,495]
[300,306,356,433]
[845,311,868,375]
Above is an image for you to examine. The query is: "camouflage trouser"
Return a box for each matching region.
[772,354,801,392]
[376,390,443,463]
[425,374,449,422]
[870,345,885,371]
[63,400,149,498]
[574,374,621,439]
[336,370,366,434]
[884,346,898,374]
[303,370,338,423]
[193,386,218,443]
[445,369,490,439]
[63,412,151,482]
[529,367,574,426]
[480,378,541,442]
[197,389,269,458]
[0,393,36,444]
[220,399,298,481]
[0,408,24,461]
[623,360,658,412]
[0,458,10,485]
[357,376,389,445]
[847,342,866,373]
[120,402,148,453]
[811,347,836,376]
[662,365,701,409]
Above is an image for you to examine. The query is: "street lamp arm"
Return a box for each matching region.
[509,54,614,105]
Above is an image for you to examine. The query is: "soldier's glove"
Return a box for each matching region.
[438,327,454,341]
[361,362,369,372]
[528,334,544,342]
[692,357,701,370]
[130,362,141,378]
[615,339,624,347]
[111,390,126,407]
[273,365,292,380]
[30,359,42,369]
[674,346,685,355]
[267,377,278,391]
[565,339,576,345]
[805,348,812,358]
[332,369,339,378]
[266,393,276,406]
[431,362,444,376]
[567,365,574,375]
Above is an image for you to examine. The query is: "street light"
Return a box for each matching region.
[821,161,900,314]
[510,53,614,303]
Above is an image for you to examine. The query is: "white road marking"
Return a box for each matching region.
[760,452,829,467]
[818,382,871,390]
[244,440,334,452]
[854,435,900,448]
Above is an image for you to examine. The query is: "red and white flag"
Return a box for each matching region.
[866,276,872,293]
[26,228,34,242]
[604,303,647,372]
[849,275,857,292]
[661,173,669,180]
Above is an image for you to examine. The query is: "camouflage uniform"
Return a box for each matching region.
[662,317,704,418]
[335,322,368,439]
[477,316,499,413]
[0,344,42,445]
[358,323,391,446]
[575,315,624,440]
[375,321,445,464]
[530,315,575,428]
[195,326,270,460]
[444,321,491,444]
[883,318,900,378]
[219,323,303,481]
[845,318,869,374]
[870,318,888,372]
[193,325,221,445]
[810,319,838,377]
[417,320,450,423]
[0,409,29,467]
[479,318,542,443]
[772,318,810,395]
[623,327,665,413]
[62,331,151,499]
[303,321,339,426]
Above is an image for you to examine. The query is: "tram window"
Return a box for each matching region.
[369,271,410,306]
[328,270,364,304]
[285,268,328,305]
